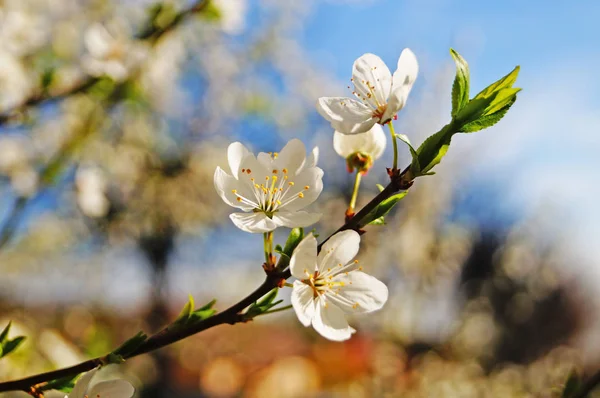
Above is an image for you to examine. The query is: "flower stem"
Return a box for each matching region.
[387,121,398,171]
[348,171,362,214]
[263,231,274,266]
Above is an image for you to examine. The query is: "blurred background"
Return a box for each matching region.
[0,0,598,396]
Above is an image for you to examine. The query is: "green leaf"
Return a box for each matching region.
[184,299,218,325]
[396,133,421,174]
[482,87,521,116]
[41,375,77,393]
[450,48,470,117]
[274,244,283,253]
[460,96,516,133]
[561,369,582,398]
[111,331,148,358]
[474,65,520,100]
[174,294,195,325]
[282,228,304,257]
[244,288,282,319]
[1,336,25,358]
[0,322,11,344]
[414,123,456,174]
[188,308,217,324]
[197,299,217,312]
[362,191,409,227]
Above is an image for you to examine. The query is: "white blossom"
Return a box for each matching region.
[290,231,388,341]
[75,166,110,218]
[214,139,323,233]
[333,124,386,173]
[65,367,134,398]
[212,0,248,35]
[317,49,418,134]
[0,9,48,56]
[82,23,147,82]
[0,50,32,111]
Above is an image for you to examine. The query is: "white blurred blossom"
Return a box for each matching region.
[0,50,32,111]
[76,166,110,218]
[212,0,248,35]
[0,9,48,55]
[82,22,147,82]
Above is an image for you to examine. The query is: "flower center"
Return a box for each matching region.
[231,165,310,215]
[371,104,387,121]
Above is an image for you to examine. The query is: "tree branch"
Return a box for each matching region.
[0,167,411,393]
[0,0,211,249]
[0,0,210,125]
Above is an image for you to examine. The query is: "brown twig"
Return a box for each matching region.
[0,166,412,393]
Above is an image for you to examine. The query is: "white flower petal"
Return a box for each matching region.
[289,233,318,279]
[281,167,324,212]
[84,24,113,59]
[327,271,389,314]
[70,368,99,398]
[317,230,361,274]
[316,97,376,135]
[274,139,307,175]
[383,48,418,122]
[291,281,316,326]
[238,153,270,189]
[256,152,273,170]
[89,380,135,398]
[303,147,319,170]
[213,167,254,211]
[333,124,386,160]
[227,142,250,178]
[229,212,278,233]
[352,53,392,109]
[273,210,321,229]
[312,298,355,342]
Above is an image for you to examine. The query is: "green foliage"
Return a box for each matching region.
[412,49,521,176]
[450,48,470,117]
[174,296,218,327]
[110,331,148,360]
[396,133,421,175]
[362,191,409,226]
[276,228,304,271]
[0,321,26,360]
[561,369,582,398]
[244,288,283,320]
[40,375,78,393]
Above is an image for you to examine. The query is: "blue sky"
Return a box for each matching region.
[298,0,600,272]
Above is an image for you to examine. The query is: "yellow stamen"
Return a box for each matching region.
[298,192,304,198]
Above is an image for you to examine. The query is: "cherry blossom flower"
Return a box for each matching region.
[316,49,418,134]
[65,367,134,398]
[214,139,323,233]
[333,124,386,173]
[290,230,389,341]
